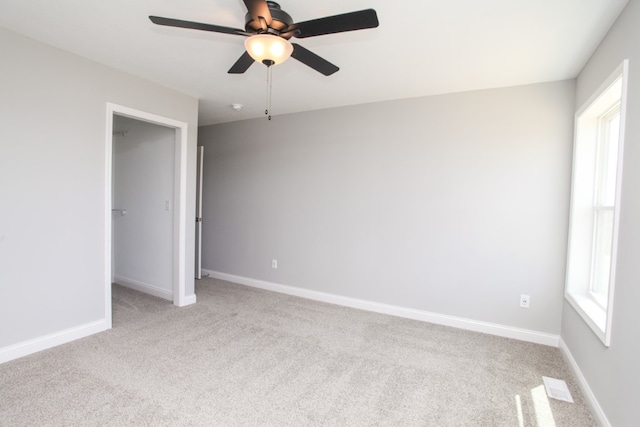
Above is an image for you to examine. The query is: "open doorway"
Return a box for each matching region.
[104,103,191,328]
[112,116,175,300]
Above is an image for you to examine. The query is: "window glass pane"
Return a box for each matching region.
[590,208,614,304]
[602,113,620,206]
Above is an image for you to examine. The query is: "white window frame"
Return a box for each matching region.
[565,60,628,347]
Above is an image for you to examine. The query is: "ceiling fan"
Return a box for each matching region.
[149,0,379,76]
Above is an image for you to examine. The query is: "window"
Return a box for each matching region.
[565,60,628,346]
[590,105,619,308]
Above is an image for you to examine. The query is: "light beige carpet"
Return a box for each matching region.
[0,278,594,426]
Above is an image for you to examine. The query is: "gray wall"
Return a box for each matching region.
[0,28,198,350]
[199,80,575,334]
[113,116,175,298]
[561,1,640,425]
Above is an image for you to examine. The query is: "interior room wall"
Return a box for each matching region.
[561,1,640,426]
[199,79,575,337]
[0,27,198,360]
[112,116,175,300]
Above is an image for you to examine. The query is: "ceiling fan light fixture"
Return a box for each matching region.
[244,34,293,66]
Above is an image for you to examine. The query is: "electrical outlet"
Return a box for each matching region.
[520,294,530,308]
[271,259,278,269]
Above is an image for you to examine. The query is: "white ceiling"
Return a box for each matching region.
[0,0,628,125]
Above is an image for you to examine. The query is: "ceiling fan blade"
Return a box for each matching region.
[291,44,339,76]
[228,51,255,74]
[290,9,379,38]
[243,0,272,29]
[149,16,249,36]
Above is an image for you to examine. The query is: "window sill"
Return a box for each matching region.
[565,291,609,346]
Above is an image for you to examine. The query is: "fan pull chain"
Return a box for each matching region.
[265,66,273,120]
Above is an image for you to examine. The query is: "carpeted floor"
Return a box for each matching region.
[0,278,594,426]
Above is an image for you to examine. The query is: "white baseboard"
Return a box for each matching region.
[202,269,559,347]
[0,319,110,364]
[182,293,197,306]
[559,338,610,427]
[114,275,173,301]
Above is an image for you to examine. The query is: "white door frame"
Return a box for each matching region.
[104,103,189,327]
[195,145,204,279]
